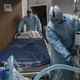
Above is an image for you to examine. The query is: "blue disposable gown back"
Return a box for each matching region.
[46,14,80,80]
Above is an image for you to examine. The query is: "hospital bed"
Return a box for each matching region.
[0,31,50,79]
[0,55,80,80]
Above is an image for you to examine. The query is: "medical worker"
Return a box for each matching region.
[17,9,42,34]
[46,5,80,80]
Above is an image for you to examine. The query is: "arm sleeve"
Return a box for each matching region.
[46,26,71,59]
[17,18,25,33]
[73,18,80,32]
[71,19,80,56]
[35,16,42,32]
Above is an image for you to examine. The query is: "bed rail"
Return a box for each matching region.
[5,55,80,80]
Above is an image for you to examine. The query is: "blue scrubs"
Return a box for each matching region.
[17,15,42,33]
[46,14,80,80]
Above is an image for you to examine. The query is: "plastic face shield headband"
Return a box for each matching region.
[50,11,60,24]
[27,10,32,15]
[27,11,31,13]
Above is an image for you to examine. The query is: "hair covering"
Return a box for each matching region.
[27,8,32,13]
[49,5,64,20]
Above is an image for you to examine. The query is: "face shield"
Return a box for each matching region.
[49,5,64,24]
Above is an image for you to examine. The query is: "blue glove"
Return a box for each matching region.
[65,55,73,66]
[69,46,78,56]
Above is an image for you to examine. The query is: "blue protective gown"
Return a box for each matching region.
[17,15,42,33]
[46,14,80,80]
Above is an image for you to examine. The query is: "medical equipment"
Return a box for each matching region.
[74,31,80,79]
[0,38,50,68]
[73,0,79,13]
[75,31,80,67]
[0,32,50,79]
[1,55,80,80]
[73,0,80,19]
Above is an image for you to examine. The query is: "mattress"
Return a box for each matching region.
[0,38,50,68]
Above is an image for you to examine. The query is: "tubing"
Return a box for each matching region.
[34,64,80,80]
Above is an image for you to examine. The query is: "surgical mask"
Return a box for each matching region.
[27,11,32,17]
[27,12,32,17]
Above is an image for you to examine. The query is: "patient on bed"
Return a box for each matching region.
[0,31,50,68]
[16,31,43,39]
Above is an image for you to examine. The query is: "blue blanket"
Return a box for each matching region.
[0,38,50,67]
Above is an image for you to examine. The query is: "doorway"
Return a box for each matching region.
[30,5,47,37]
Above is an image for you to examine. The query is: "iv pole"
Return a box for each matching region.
[73,0,80,14]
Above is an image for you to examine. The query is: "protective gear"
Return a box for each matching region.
[17,14,42,33]
[46,13,80,80]
[27,9,32,13]
[49,5,64,21]
[27,9,32,17]
[51,19,61,24]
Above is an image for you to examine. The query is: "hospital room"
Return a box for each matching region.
[0,0,80,80]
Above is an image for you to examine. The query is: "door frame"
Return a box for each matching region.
[29,3,48,24]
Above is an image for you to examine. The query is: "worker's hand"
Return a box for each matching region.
[70,45,78,56]
[66,55,73,61]
[39,32,43,37]
[16,33,21,37]
[65,55,73,66]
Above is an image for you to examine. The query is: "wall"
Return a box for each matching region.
[0,0,22,52]
[52,0,80,14]
[21,0,27,32]
[29,0,51,22]
[22,0,27,17]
